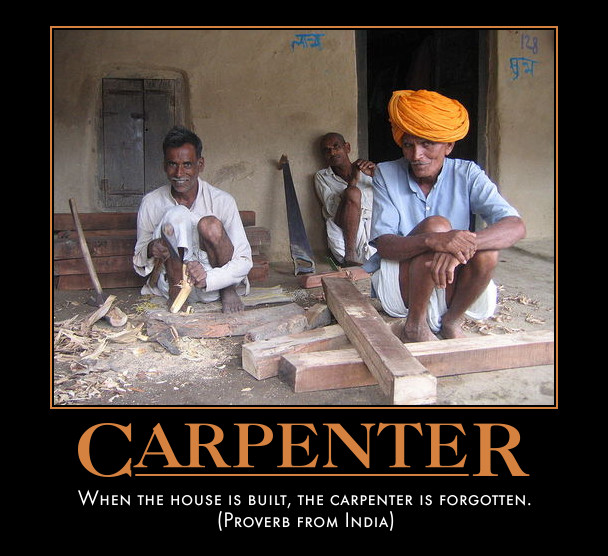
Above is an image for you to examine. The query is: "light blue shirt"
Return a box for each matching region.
[364,157,520,273]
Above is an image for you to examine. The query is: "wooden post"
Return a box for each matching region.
[321,277,436,405]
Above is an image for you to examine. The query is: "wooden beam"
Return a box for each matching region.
[53,212,138,232]
[244,313,309,342]
[145,303,307,339]
[242,324,350,380]
[55,272,146,290]
[279,329,555,392]
[53,210,256,232]
[299,266,369,289]
[321,277,436,405]
[280,348,377,392]
[54,254,134,276]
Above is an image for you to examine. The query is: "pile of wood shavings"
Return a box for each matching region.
[463,288,548,335]
[53,314,146,405]
[53,309,238,405]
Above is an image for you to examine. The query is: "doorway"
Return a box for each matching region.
[364,28,486,164]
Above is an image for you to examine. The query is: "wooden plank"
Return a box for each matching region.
[54,225,264,260]
[244,226,271,248]
[280,349,377,392]
[279,330,555,392]
[242,324,350,380]
[55,252,267,289]
[53,210,256,232]
[244,313,309,342]
[53,211,267,288]
[55,271,146,290]
[322,277,436,405]
[299,266,369,289]
[53,235,136,259]
[54,254,134,276]
[144,302,306,339]
[53,212,138,231]
[54,226,266,261]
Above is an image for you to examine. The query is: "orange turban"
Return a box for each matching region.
[388,89,469,146]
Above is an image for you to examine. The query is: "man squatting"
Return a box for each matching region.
[367,89,526,342]
[133,126,252,314]
[314,133,377,267]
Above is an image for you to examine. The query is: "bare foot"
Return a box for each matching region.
[440,320,467,339]
[343,250,361,267]
[220,286,244,313]
[402,321,439,343]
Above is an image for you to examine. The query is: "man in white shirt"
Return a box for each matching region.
[314,133,376,266]
[133,126,252,313]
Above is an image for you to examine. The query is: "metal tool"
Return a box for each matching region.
[148,225,181,286]
[278,154,315,275]
[159,224,192,314]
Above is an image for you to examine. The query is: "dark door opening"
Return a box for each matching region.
[365,29,484,164]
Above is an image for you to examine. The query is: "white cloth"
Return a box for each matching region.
[371,258,497,333]
[133,178,252,301]
[314,166,376,264]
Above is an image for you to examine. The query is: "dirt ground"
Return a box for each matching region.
[52,240,555,407]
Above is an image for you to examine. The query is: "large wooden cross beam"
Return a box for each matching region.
[241,278,554,406]
[320,277,437,405]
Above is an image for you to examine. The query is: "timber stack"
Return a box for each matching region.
[53,210,271,290]
[242,277,555,406]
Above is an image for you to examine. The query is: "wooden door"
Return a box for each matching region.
[101,78,176,209]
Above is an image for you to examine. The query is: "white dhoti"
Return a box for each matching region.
[371,258,497,333]
[326,216,376,265]
[141,205,249,302]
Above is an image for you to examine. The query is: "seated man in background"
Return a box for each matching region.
[314,132,376,267]
[133,126,252,313]
[369,90,526,342]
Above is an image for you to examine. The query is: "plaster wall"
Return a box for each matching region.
[488,29,555,240]
[53,28,358,261]
[52,28,555,265]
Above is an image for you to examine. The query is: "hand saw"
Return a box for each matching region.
[278,154,315,275]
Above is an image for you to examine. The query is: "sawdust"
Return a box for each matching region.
[52,265,554,406]
[53,308,240,405]
[52,285,322,405]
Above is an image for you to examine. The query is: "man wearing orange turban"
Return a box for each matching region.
[368,90,526,342]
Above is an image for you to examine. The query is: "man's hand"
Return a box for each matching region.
[426,230,477,264]
[354,159,376,176]
[426,252,461,289]
[186,260,207,288]
[147,238,171,261]
[349,159,376,185]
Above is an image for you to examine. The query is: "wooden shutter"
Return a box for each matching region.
[101,78,176,209]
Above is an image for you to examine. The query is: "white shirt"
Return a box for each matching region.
[314,166,374,221]
[133,178,252,294]
[313,166,376,263]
